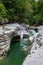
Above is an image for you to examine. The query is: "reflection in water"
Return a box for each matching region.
[0,30,36,65]
[0,41,28,65]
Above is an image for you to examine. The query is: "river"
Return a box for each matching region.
[0,29,36,65]
[0,39,29,65]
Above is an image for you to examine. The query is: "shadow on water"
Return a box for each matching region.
[0,29,35,65]
[0,38,28,65]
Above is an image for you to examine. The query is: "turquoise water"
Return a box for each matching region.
[0,27,36,65]
[0,40,28,65]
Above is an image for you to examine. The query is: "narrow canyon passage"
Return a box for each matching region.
[0,39,28,65]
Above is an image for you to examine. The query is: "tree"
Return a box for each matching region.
[0,0,43,25]
[2,0,33,23]
[0,3,8,22]
[31,0,43,25]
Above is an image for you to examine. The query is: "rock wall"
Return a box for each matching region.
[0,23,29,56]
[23,26,43,65]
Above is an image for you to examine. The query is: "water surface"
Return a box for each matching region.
[0,41,28,65]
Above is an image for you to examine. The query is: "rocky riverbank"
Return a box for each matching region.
[0,23,29,56]
[23,25,43,65]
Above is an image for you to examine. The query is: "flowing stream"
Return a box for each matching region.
[0,38,30,65]
[0,29,36,65]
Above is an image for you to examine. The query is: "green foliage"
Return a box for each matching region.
[0,0,43,25]
[0,3,8,21]
[32,0,43,25]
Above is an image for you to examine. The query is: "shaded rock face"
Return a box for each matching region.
[21,24,29,29]
[23,33,29,39]
[0,19,2,25]
[23,26,43,65]
[36,34,42,47]
[0,35,10,56]
[11,35,20,43]
[0,19,8,25]
[37,26,43,46]
[0,23,39,56]
[0,23,30,56]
